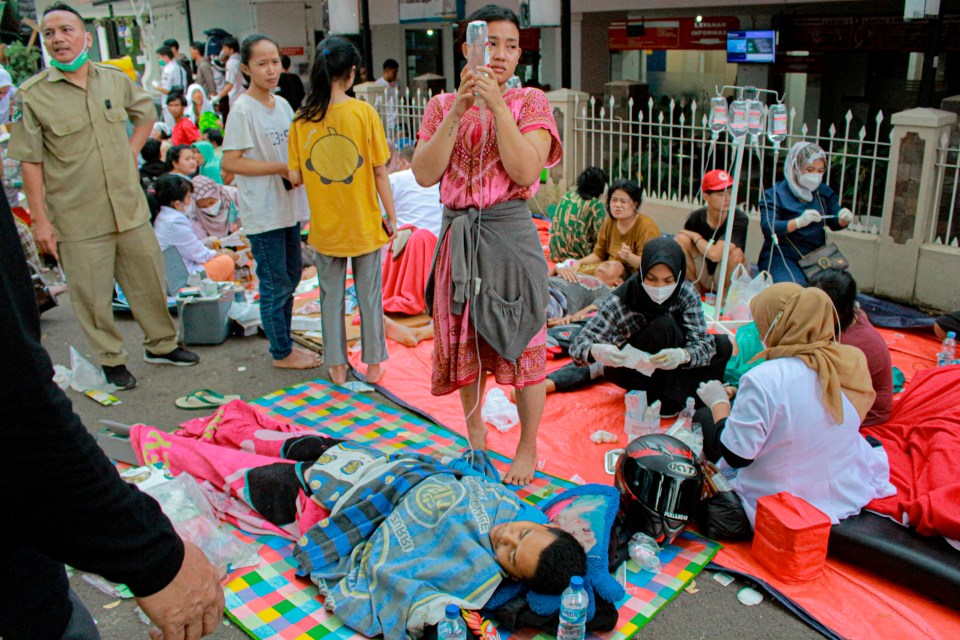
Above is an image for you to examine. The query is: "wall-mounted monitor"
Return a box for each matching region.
[727,30,776,63]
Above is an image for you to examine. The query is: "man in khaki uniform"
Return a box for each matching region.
[9,2,199,389]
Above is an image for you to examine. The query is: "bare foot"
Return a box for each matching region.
[366,363,385,384]
[293,346,321,361]
[411,323,433,344]
[503,441,537,485]
[385,318,418,347]
[329,363,348,385]
[274,349,321,369]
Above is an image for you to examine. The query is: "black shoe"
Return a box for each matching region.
[144,347,200,366]
[103,364,137,390]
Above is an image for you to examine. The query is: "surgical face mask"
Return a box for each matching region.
[159,59,167,67]
[49,49,89,73]
[643,282,677,305]
[199,200,221,216]
[798,171,823,191]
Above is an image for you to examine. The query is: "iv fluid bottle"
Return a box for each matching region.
[747,100,765,138]
[768,103,788,145]
[709,96,728,136]
[728,99,748,137]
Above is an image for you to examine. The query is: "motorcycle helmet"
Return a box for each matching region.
[614,434,702,544]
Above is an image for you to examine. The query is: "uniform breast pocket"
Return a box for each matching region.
[105,108,128,124]
[47,117,87,160]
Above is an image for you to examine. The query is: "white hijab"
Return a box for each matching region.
[784,141,827,203]
[0,66,15,125]
[185,83,214,123]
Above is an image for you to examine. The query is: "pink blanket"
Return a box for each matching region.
[131,400,330,540]
[381,227,437,315]
[864,366,960,539]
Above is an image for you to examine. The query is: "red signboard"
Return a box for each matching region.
[608,17,740,51]
[279,46,305,57]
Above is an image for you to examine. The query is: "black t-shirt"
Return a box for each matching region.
[683,207,749,274]
[278,73,306,112]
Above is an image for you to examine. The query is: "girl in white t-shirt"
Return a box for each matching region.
[694,283,894,538]
[222,34,318,370]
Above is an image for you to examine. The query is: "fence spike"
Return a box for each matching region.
[648,97,654,109]
[669,99,676,112]
[679,113,686,125]
[691,99,698,115]
[628,97,634,111]
[875,110,884,126]
[858,126,867,141]
[658,111,664,124]
[828,123,837,138]
[801,122,809,136]
[845,110,854,124]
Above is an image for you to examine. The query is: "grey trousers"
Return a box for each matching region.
[62,589,101,640]
[316,250,387,366]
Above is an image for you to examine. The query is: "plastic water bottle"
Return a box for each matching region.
[438,604,466,640]
[674,397,697,431]
[938,331,957,367]
[557,576,588,640]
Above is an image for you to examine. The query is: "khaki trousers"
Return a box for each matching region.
[58,223,178,366]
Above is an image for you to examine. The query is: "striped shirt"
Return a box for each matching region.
[569,280,716,367]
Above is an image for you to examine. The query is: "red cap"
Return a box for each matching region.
[702,169,734,192]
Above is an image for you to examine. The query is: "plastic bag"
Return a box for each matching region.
[628,532,662,573]
[665,421,704,459]
[481,388,520,432]
[723,322,765,384]
[67,346,113,392]
[696,491,753,541]
[145,472,258,574]
[722,266,772,321]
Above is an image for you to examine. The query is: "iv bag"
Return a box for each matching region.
[728,99,748,137]
[465,21,489,72]
[747,100,765,137]
[768,103,788,145]
[709,96,728,133]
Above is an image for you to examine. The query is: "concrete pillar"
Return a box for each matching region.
[353,81,386,106]
[875,107,957,303]
[547,88,589,190]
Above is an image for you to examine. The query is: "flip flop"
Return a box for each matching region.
[175,388,242,410]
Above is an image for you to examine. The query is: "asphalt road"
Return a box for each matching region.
[39,296,823,640]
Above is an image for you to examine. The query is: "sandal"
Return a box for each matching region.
[175,389,243,410]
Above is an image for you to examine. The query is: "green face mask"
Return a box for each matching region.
[50,49,89,73]
[159,59,167,67]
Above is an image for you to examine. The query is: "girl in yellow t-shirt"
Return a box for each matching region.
[289,36,398,385]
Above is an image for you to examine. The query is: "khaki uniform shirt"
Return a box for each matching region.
[8,63,156,242]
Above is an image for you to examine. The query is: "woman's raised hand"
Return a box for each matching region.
[451,65,477,118]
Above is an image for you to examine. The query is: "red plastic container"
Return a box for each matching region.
[751,492,832,584]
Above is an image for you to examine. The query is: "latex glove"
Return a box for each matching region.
[697,380,731,408]
[838,207,854,224]
[649,348,689,370]
[621,344,656,377]
[211,95,221,105]
[795,209,823,229]
[591,344,628,367]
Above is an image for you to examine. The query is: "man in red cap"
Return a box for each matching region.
[675,169,749,294]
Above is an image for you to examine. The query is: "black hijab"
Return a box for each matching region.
[613,236,686,318]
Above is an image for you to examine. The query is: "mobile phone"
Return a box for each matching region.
[281,177,293,191]
[382,217,395,237]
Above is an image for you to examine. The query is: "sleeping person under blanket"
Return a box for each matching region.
[133,420,586,639]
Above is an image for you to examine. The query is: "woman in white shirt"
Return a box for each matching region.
[694,283,895,538]
[152,175,237,282]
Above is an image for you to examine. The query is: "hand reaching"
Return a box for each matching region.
[697,380,731,408]
[649,348,689,370]
[796,209,823,229]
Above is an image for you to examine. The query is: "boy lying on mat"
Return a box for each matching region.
[289,438,586,638]
[134,417,586,639]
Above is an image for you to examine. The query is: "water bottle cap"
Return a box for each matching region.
[570,576,584,589]
[948,332,957,339]
[445,604,459,618]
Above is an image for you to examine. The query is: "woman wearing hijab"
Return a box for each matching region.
[186,83,215,124]
[759,142,854,284]
[0,66,15,124]
[191,175,236,238]
[694,283,895,537]
[565,237,732,415]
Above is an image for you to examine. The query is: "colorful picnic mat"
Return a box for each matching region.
[220,379,720,639]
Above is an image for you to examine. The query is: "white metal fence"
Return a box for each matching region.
[934,133,960,247]
[373,90,432,148]
[571,96,891,234]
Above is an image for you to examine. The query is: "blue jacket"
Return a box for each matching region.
[759,181,842,261]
